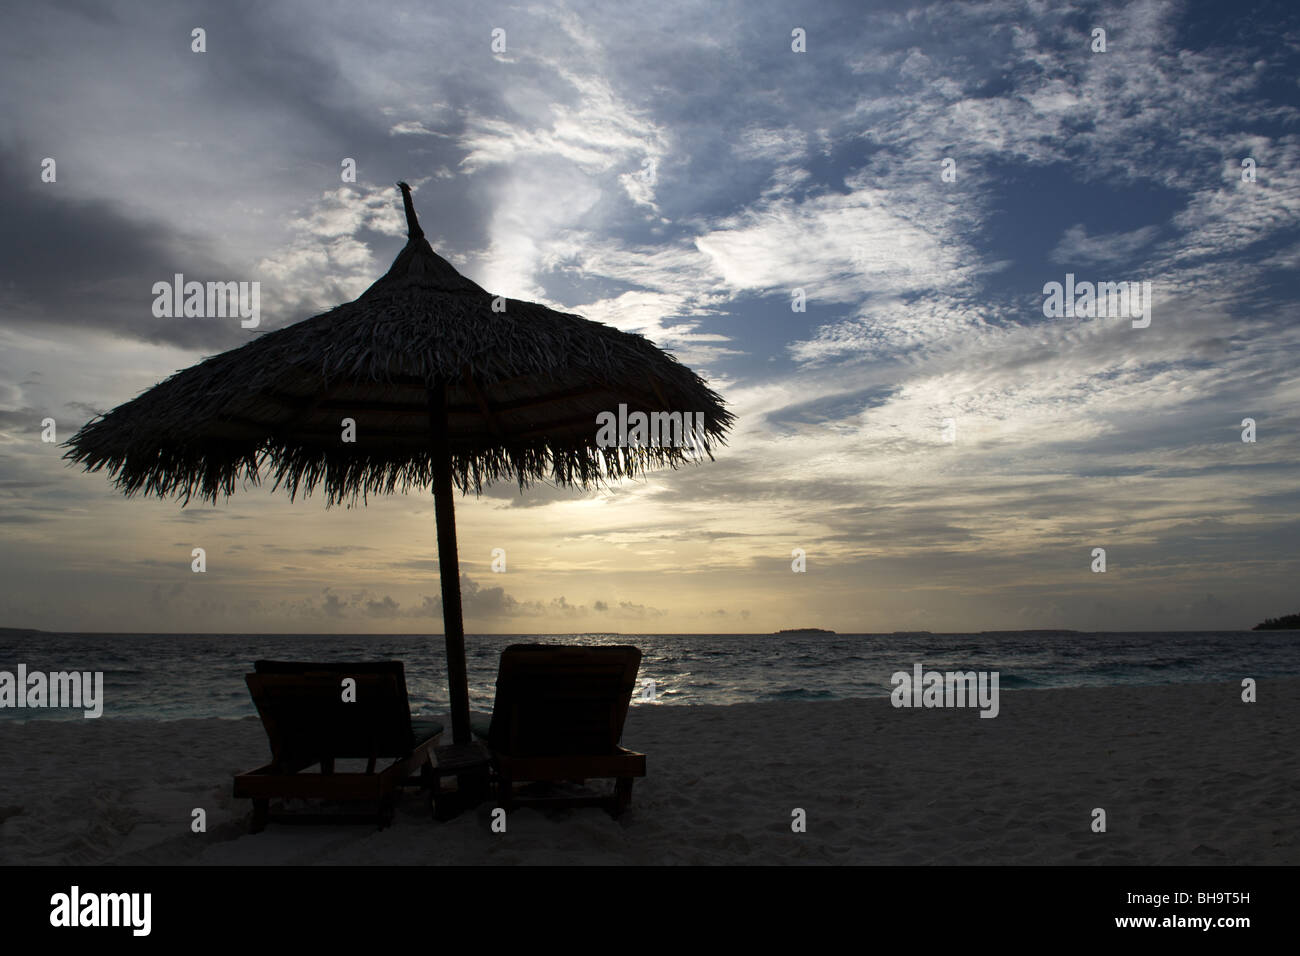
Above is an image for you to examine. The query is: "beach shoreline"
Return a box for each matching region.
[1,678,1295,865]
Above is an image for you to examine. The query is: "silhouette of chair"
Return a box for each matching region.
[233,660,442,831]
[480,644,646,817]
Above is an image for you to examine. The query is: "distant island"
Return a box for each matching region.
[1253,613,1300,630]
[774,627,836,635]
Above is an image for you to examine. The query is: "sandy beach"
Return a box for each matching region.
[1,678,1295,866]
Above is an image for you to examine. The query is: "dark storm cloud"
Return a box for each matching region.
[0,156,243,351]
[0,1,497,352]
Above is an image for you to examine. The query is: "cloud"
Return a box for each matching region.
[1050,224,1161,266]
[365,595,400,617]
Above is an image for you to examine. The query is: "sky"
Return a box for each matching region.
[1,0,1298,634]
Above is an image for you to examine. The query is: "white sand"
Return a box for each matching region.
[1,679,1295,865]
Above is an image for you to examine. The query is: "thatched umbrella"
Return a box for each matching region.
[65,182,732,746]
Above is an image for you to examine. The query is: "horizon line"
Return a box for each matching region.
[3,626,1291,637]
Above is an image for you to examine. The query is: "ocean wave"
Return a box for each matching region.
[995,674,1041,688]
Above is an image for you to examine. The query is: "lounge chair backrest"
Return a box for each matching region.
[253,660,415,731]
[488,644,641,756]
[246,662,415,766]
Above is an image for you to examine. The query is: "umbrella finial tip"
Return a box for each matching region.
[396,181,424,241]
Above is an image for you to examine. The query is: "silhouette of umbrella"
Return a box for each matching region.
[64,182,733,745]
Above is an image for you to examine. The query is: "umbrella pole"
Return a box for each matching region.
[428,384,471,746]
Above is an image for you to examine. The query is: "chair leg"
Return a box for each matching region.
[419,761,436,815]
[250,799,269,833]
[611,777,634,818]
[377,795,396,830]
[431,770,459,822]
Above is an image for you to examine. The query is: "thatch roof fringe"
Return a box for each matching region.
[64,183,734,506]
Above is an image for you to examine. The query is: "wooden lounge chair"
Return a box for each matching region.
[479,644,646,818]
[233,660,442,832]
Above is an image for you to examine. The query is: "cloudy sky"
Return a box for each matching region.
[2,0,1298,634]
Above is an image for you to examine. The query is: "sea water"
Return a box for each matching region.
[0,629,1297,721]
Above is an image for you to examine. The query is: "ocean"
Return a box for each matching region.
[1,630,1298,721]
